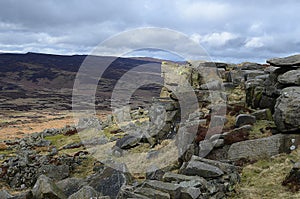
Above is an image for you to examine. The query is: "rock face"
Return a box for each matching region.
[228,134,300,161]
[267,54,300,67]
[68,186,98,199]
[278,70,300,85]
[180,160,224,178]
[273,87,300,132]
[31,175,67,199]
[235,114,256,127]
[244,54,300,133]
[87,167,131,199]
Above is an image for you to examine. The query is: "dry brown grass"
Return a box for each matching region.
[231,148,300,199]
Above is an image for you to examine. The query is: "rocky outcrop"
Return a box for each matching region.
[228,134,300,161]
[267,54,300,66]
[244,54,300,133]
[2,55,300,198]
[31,175,67,199]
[273,87,300,132]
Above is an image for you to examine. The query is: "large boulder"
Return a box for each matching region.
[278,70,300,85]
[31,175,67,199]
[56,178,87,197]
[235,114,256,127]
[115,135,140,149]
[228,134,300,161]
[179,158,224,178]
[267,54,300,67]
[273,87,300,132]
[134,187,170,199]
[38,164,69,181]
[68,186,98,199]
[224,125,252,145]
[87,166,132,199]
[143,180,181,198]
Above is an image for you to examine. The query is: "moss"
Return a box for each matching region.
[128,143,151,153]
[249,120,275,139]
[45,134,81,149]
[60,146,86,155]
[71,156,96,178]
[102,124,121,138]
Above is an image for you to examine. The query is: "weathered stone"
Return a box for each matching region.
[143,180,181,198]
[115,135,140,150]
[87,167,131,199]
[235,114,256,127]
[228,69,245,85]
[245,79,264,108]
[274,87,300,132]
[31,175,67,199]
[259,95,277,112]
[68,186,98,199]
[188,156,238,174]
[252,109,273,121]
[239,62,265,70]
[227,134,300,161]
[56,178,87,197]
[38,164,69,181]
[163,172,207,184]
[117,186,149,199]
[267,54,300,67]
[146,168,165,181]
[244,70,265,81]
[200,80,222,90]
[224,125,252,145]
[180,187,201,199]
[134,187,170,199]
[179,157,224,178]
[212,139,225,148]
[278,70,300,85]
[198,140,214,158]
[210,116,227,128]
[0,190,12,199]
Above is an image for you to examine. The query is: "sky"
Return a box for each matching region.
[0,0,299,63]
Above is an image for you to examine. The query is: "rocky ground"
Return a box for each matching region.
[0,54,300,198]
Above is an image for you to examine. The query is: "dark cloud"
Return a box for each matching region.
[0,0,299,63]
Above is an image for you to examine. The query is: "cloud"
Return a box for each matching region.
[0,0,299,63]
[201,32,238,47]
[245,37,264,48]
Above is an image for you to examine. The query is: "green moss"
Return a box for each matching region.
[60,146,85,155]
[45,134,81,149]
[102,124,120,138]
[249,120,276,139]
[128,143,151,153]
[71,156,96,178]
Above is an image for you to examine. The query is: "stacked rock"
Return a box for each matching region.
[245,54,300,133]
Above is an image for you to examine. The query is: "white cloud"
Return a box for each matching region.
[0,0,300,63]
[177,1,231,21]
[245,37,264,48]
[201,32,238,47]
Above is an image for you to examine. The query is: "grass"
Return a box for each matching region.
[71,156,96,178]
[44,133,81,149]
[230,148,300,199]
[249,120,275,139]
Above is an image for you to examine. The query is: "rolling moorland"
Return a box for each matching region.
[0,53,299,198]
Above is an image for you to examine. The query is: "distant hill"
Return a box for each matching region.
[0,52,163,111]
